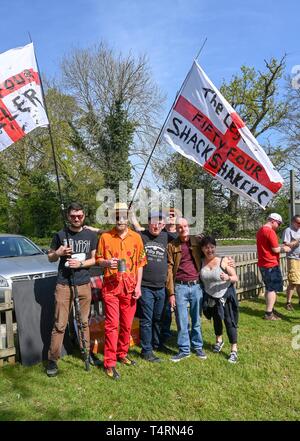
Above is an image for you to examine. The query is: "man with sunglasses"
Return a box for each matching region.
[256,213,291,321]
[96,202,147,380]
[282,215,300,311]
[46,202,98,376]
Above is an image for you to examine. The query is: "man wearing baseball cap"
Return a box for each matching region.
[256,213,291,320]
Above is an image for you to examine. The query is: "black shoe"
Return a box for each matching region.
[141,352,162,362]
[118,356,137,366]
[212,341,224,353]
[170,352,191,362]
[46,360,58,377]
[194,349,207,360]
[105,367,120,380]
[89,353,102,367]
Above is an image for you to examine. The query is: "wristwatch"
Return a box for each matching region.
[79,261,84,268]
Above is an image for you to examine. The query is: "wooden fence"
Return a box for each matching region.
[0,253,288,365]
[234,252,287,299]
[0,289,16,366]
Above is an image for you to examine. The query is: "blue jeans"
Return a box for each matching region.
[175,283,203,354]
[140,286,166,354]
[160,289,172,342]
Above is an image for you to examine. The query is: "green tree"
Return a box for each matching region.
[218,56,289,232]
[0,86,104,235]
[61,43,164,191]
[0,162,10,232]
[154,153,231,237]
[11,171,61,237]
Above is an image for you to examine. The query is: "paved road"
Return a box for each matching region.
[217,244,257,255]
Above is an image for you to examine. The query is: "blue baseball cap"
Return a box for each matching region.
[148,210,166,222]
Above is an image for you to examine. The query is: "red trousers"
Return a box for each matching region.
[102,281,136,369]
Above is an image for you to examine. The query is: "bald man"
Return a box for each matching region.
[166,218,206,362]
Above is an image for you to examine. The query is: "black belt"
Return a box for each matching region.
[175,279,199,286]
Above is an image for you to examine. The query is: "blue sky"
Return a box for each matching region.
[1,0,299,110]
[1,0,299,192]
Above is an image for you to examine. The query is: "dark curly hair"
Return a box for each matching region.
[67,202,84,214]
[199,235,217,257]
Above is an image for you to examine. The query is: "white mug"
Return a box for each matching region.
[65,253,86,267]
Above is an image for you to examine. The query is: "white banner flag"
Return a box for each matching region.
[162,61,283,208]
[0,43,49,152]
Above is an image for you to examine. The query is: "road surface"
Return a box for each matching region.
[217,244,257,255]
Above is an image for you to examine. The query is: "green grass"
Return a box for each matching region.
[1,292,300,421]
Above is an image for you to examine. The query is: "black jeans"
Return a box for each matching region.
[140,286,166,354]
[160,289,172,342]
[211,301,238,344]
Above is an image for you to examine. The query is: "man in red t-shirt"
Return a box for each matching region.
[256,213,291,320]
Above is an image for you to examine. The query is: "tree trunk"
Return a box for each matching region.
[227,191,239,235]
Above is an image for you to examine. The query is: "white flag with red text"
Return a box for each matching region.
[162,61,283,208]
[0,43,49,152]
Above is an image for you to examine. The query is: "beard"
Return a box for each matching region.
[116,223,128,232]
[70,220,84,229]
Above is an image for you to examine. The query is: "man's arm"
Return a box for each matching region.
[97,257,118,268]
[282,238,300,249]
[166,243,176,308]
[95,235,119,269]
[132,267,143,300]
[271,244,291,253]
[67,250,97,269]
[220,257,238,283]
[281,228,299,249]
[48,245,72,262]
[269,229,291,253]
[128,210,145,232]
[83,225,104,235]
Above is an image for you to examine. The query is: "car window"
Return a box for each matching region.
[0,239,15,257]
[0,237,42,257]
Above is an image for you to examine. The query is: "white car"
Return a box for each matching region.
[0,234,57,300]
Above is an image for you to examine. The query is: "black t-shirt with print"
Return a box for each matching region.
[50,228,98,286]
[140,230,175,288]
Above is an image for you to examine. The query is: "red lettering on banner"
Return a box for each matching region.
[0,68,40,144]
[173,95,282,193]
[0,100,26,142]
[231,112,245,129]
[0,69,40,98]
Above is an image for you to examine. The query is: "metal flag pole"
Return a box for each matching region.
[195,37,208,61]
[29,34,90,371]
[128,37,208,211]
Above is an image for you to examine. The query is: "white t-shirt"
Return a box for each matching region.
[282,226,300,260]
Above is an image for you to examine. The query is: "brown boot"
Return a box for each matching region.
[264,313,281,321]
[285,303,294,311]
